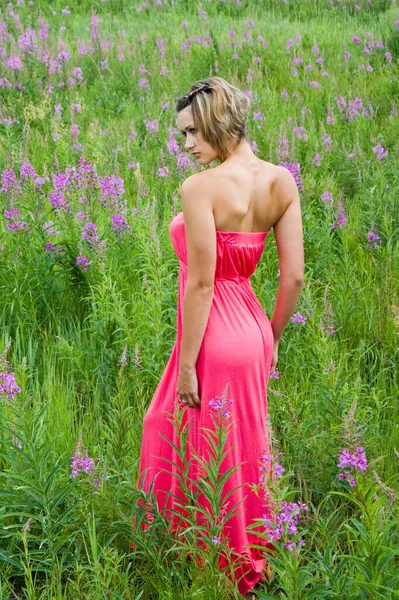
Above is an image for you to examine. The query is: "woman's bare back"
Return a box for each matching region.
[206,158,286,233]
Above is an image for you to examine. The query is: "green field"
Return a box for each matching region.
[1,0,399,598]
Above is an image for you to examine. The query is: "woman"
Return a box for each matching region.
[138,76,304,598]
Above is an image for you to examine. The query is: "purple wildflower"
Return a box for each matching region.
[49,191,72,216]
[372,143,388,160]
[291,312,307,325]
[207,383,234,419]
[321,133,333,153]
[43,221,60,236]
[4,208,21,219]
[71,436,96,479]
[263,500,308,552]
[111,214,132,239]
[6,220,29,233]
[292,126,308,142]
[1,169,23,196]
[157,166,169,177]
[98,175,126,213]
[259,450,284,485]
[167,138,179,155]
[367,223,381,249]
[46,242,57,253]
[312,153,321,167]
[0,372,21,400]
[46,242,66,255]
[278,162,304,194]
[82,222,99,247]
[212,535,221,545]
[76,256,89,270]
[320,191,334,207]
[4,208,29,233]
[277,138,289,160]
[274,462,285,479]
[145,119,159,136]
[176,151,192,171]
[336,96,373,121]
[253,109,266,129]
[208,394,234,418]
[336,208,347,228]
[70,123,80,137]
[338,403,368,488]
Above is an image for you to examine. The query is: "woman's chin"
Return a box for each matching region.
[193,155,214,167]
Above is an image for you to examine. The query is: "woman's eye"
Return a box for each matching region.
[180,130,194,138]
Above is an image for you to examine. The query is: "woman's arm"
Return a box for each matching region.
[270,167,305,342]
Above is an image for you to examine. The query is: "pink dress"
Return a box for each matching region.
[138,211,276,596]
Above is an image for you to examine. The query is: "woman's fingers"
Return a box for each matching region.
[188,395,200,409]
[192,393,201,408]
[180,394,201,409]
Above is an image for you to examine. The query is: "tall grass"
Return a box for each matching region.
[0,0,399,597]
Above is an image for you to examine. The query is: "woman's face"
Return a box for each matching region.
[176,105,219,166]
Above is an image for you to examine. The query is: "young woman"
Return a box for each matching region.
[138,76,304,598]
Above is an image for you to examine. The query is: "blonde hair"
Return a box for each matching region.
[175,76,251,163]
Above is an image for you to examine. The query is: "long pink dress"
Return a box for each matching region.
[138,211,276,596]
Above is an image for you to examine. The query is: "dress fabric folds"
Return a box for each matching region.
[138,211,276,596]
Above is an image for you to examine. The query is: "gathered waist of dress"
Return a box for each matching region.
[179,261,253,288]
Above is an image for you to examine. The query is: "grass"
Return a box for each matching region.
[0,0,399,598]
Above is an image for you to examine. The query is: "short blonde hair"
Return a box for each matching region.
[176,76,251,163]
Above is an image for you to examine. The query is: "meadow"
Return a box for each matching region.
[0,0,399,598]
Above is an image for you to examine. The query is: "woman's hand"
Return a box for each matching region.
[269,340,279,375]
[177,365,201,409]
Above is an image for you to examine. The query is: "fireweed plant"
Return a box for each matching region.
[1,0,399,598]
[244,401,399,599]
[246,448,313,598]
[131,383,257,599]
